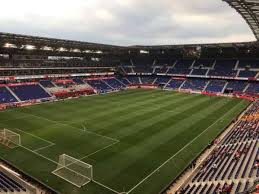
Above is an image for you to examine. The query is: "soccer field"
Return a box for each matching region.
[0,89,250,194]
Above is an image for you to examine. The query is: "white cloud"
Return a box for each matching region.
[0,0,255,45]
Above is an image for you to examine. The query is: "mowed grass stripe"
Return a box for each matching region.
[104,94,208,138]
[83,92,194,134]
[68,91,185,128]
[129,100,249,194]
[0,90,249,194]
[94,93,202,135]
[19,89,168,122]
[88,97,229,189]
[101,99,241,191]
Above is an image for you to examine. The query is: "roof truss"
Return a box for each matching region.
[223,0,259,40]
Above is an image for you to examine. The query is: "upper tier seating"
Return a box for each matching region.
[167,59,193,75]
[86,80,112,91]
[205,80,226,93]
[122,67,134,73]
[191,69,208,76]
[0,171,26,193]
[239,60,259,69]
[133,66,153,73]
[193,59,215,68]
[0,87,17,104]
[238,70,257,78]
[209,59,237,77]
[154,66,168,74]
[182,79,208,91]
[9,84,51,101]
[39,80,55,88]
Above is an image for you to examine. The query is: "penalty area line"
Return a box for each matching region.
[17,109,120,143]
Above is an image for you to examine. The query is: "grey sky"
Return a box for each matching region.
[0,0,255,45]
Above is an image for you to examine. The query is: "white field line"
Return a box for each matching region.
[19,143,120,193]
[19,144,58,165]
[14,128,55,145]
[16,109,120,143]
[0,115,31,123]
[126,100,243,194]
[33,143,55,152]
[93,180,120,194]
[79,141,119,160]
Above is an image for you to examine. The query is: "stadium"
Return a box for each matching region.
[0,0,258,194]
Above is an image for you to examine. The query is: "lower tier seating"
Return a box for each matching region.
[0,171,26,193]
[205,80,226,93]
[179,102,259,194]
[0,87,17,104]
[9,84,51,101]
[86,80,112,92]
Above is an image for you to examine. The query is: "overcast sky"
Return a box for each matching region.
[0,0,255,45]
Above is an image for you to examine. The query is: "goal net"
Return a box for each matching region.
[52,154,93,187]
[0,129,21,148]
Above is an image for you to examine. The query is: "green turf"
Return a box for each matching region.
[0,89,250,194]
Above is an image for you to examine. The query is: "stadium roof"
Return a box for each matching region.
[0,32,125,51]
[223,0,259,40]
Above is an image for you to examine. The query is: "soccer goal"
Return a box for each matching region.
[0,129,21,148]
[52,154,93,187]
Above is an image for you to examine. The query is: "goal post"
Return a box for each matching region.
[0,129,21,148]
[52,154,93,187]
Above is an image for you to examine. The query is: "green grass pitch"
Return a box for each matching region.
[0,89,250,194]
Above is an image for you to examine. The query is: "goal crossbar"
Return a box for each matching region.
[52,154,93,187]
[0,129,21,148]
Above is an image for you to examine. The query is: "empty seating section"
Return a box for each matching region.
[238,70,257,78]
[118,78,131,85]
[0,171,26,192]
[0,86,17,104]
[205,80,226,93]
[193,59,215,68]
[134,66,153,73]
[126,76,140,84]
[103,78,125,89]
[122,67,133,73]
[246,83,259,94]
[166,79,185,89]
[182,79,208,91]
[209,59,237,77]
[167,59,192,75]
[180,102,259,194]
[239,60,259,69]
[73,78,85,84]
[133,58,154,73]
[86,80,112,91]
[226,81,247,92]
[0,87,17,104]
[9,84,51,101]
[154,77,171,85]
[154,67,168,74]
[191,69,208,76]
[39,80,55,88]
[140,76,156,84]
